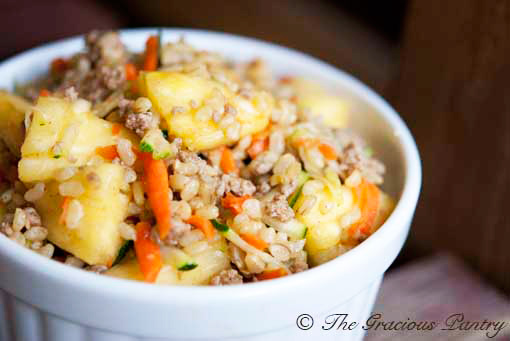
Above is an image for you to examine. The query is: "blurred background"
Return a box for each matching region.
[2,0,510,335]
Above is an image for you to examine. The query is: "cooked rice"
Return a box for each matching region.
[0,30,391,286]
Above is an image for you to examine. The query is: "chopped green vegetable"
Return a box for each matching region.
[112,240,133,266]
[275,219,307,241]
[162,129,169,139]
[288,171,309,208]
[139,141,154,153]
[163,246,198,271]
[140,129,176,159]
[178,263,198,271]
[53,155,61,159]
[211,219,229,232]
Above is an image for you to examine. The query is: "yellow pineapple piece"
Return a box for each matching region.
[19,96,137,182]
[34,163,129,265]
[140,71,273,150]
[286,78,349,128]
[294,173,354,256]
[0,91,31,157]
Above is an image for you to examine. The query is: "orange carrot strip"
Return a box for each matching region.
[247,133,269,159]
[293,137,319,148]
[143,35,158,71]
[95,145,119,160]
[256,268,288,281]
[39,89,51,97]
[240,233,268,250]
[51,58,68,73]
[125,63,138,81]
[186,215,216,240]
[220,147,238,174]
[142,152,171,239]
[348,180,380,237]
[279,76,293,84]
[112,123,122,136]
[134,221,163,282]
[221,192,251,215]
[59,197,70,225]
[318,143,337,160]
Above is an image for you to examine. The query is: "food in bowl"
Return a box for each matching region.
[0,30,394,285]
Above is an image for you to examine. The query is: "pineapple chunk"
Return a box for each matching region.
[19,96,137,182]
[0,91,31,157]
[294,175,354,256]
[34,163,129,265]
[140,71,273,150]
[106,237,229,285]
[308,190,395,266]
[286,78,349,128]
[177,241,230,285]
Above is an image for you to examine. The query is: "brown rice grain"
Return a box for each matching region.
[180,178,199,201]
[54,167,77,182]
[134,97,152,113]
[65,256,85,268]
[65,199,84,229]
[58,181,85,197]
[12,208,27,232]
[24,183,45,202]
[117,138,136,166]
[244,253,265,273]
[194,205,219,220]
[268,244,290,262]
[119,222,137,240]
[24,226,48,241]
[132,181,145,206]
[38,244,55,258]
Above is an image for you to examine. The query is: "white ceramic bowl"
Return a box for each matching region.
[0,29,421,341]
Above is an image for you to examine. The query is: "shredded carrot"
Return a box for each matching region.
[240,233,268,250]
[247,131,269,159]
[186,215,216,240]
[220,147,238,174]
[256,268,288,281]
[95,145,119,160]
[125,63,138,81]
[143,35,158,71]
[141,152,171,239]
[51,58,68,73]
[348,180,380,237]
[221,192,251,215]
[318,143,337,160]
[39,89,51,97]
[134,221,163,283]
[279,76,293,84]
[294,138,337,160]
[293,137,319,148]
[59,197,70,225]
[112,123,122,136]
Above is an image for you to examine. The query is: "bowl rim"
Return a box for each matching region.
[0,28,421,302]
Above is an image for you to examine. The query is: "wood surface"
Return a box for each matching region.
[368,254,510,340]
[392,0,510,293]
